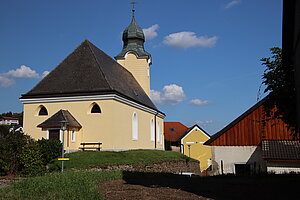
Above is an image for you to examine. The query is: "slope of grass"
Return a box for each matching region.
[51,150,192,170]
[0,171,122,200]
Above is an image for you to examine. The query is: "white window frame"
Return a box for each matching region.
[150,118,155,142]
[132,112,138,141]
[157,121,160,142]
[71,129,76,143]
[46,128,61,141]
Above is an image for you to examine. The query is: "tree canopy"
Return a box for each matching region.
[261,47,298,137]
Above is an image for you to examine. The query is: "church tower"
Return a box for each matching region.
[115,4,151,96]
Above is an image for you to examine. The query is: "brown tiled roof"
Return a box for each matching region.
[164,122,188,142]
[262,140,300,161]
[37,110,81,129]
[20,40,158,112]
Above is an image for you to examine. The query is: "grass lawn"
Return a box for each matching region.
[50,149,192,170]
[0,171,122,200]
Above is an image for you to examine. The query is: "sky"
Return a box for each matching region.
[0,0,282,135]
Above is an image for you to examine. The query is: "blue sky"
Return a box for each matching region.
[0,0,282,134]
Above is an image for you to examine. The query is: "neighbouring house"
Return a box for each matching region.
[204,97,300,175]
[164,122,188,152]
[20,10,165,152]
[0,117,19,125]
[164,122,212,171]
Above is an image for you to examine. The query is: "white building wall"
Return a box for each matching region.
[0,119,19,125]
[212,146,266,175]
[267,162,300,174]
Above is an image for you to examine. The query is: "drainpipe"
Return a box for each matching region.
[154,112,158,149]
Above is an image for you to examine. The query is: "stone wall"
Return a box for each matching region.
[84,160,201,175]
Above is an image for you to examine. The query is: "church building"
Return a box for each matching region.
[20,9,165,152]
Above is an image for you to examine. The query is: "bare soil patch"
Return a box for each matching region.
[0,175,22,189]
[100,172,300,200]
[100,179,210,200]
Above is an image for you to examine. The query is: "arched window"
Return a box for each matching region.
[71,129,76,142]
[132,112,138,141]
[157,121,160,142]
[39,106,48,116]
[91,104,101,113]
[150,118,155,142]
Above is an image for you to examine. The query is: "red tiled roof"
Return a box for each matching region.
[2,117,19,120]
[164,122,189,142]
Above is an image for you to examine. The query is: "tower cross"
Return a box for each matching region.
[130,0,137,15]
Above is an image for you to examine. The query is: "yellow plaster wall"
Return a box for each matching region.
[181,127,212,171]
[23,99,164,151]
[117,53,150,96]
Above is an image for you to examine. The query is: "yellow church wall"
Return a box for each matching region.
[117,53,150,96]
[23,98,164,151]
[181,126,211,171]
[109,101,164,150]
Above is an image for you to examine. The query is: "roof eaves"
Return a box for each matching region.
[204,97,267,145]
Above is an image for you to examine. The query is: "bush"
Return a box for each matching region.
[18,142,44,176]
[0,126,62,176]
[18,139,62,176]
[164,140,172,151]
[37,138,62,166]
[0,127,32,175]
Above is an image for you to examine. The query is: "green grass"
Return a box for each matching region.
[0,150,193,199]
[0,171,122,200]
[51,150,192,170]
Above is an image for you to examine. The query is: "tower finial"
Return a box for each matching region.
[130,0,137,17]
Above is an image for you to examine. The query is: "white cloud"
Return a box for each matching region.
[163,32,218,49]
[150,84,185,105]
[143,24,159,40]
[6,65,39,78]
[189,99,211,106]
[42,71,50,78]
[225,0,241,9]
[191,120,213,127]
[0,75,15,88]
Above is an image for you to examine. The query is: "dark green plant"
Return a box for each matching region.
[164,140,172,151]
[261,47,298,136]
[18,142,44,176]
[37,138,62,166]
[0,128,32,175]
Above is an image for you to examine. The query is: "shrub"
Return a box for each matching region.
[18,142,44,176]
[0,127,32,175]
[164,140,172,151]
[0,126,62,176]
[37,138,62,166]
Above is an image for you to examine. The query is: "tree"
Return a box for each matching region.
[261,47,298,137]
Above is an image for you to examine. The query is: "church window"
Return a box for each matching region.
[150,118,155,142]
[157,121,161,142]
[39,106,48,116]
[91,104,101,113]
[71,129,76,142]
[132,112,138,141]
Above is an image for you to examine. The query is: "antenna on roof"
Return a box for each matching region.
[130,0,137,17]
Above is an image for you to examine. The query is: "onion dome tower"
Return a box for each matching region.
[115,2,151,96]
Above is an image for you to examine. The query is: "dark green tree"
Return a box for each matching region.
[261,47,298,136]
